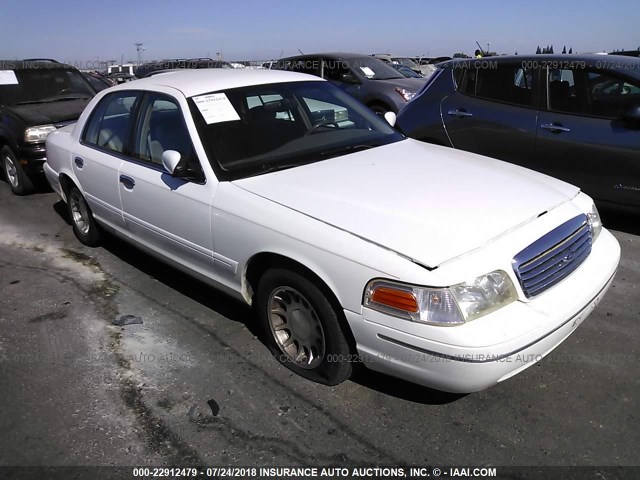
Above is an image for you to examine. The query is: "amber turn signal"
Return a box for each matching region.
[370,286,419,313]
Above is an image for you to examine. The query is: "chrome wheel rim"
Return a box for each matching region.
[268,286,325,369]
[70,190,90,235]
[4,156,19,188]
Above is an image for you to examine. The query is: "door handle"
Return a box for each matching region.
[119,175,135,189]
[447,109,473,118]
[74,157,84,168]
[540,123,571,133]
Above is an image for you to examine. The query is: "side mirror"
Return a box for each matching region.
[621,105,640,124]
[384,111,397,127]
[161,150,181,175]
[341,73,360,85]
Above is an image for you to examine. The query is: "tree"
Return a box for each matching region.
[569,47,573,54]
[550,45,554,54]
[536,46,541,54]
[562,46,567,54]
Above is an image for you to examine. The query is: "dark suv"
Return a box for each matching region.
[0,60,96,194]
[396,54,640,210]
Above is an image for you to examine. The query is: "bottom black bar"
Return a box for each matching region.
[0,466,637,480]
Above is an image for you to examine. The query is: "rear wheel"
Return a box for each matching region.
[256,268,353,386]
[2,146,33,195]
[67,186,101,247]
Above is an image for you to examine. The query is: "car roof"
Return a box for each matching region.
[107,68,323,97]
[442,54,640,75]
[0,60,77,70]
[281,52,373,61]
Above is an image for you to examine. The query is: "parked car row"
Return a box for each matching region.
[39,68,620,393]
[134,57,234,78]
[0,54,633,393]
[274,53,426,114]
[371,54,452,77]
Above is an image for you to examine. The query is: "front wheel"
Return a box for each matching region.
[67,186,101,247]
[256,268,353,386]
[2,146,34,195]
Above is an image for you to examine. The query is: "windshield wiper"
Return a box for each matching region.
[16,95,90,105]
[318,144,376,158]
[251,163,301,176]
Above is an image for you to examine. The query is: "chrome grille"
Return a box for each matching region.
[513,215,592,298]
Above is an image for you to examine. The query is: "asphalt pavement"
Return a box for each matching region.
[0,180,638,468]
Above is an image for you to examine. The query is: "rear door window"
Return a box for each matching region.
[82,92,140,153]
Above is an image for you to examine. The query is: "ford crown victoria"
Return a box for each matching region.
[44,69,620,392]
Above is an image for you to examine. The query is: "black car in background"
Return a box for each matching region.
[396,55,640,210]
[134,58,233,78]
[275,53,425,114]
[0,60,96,194]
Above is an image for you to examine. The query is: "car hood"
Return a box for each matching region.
[232,139,580,267]
[5,98,91,126]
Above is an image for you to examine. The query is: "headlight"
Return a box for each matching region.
[24,124,57,144]
[450,271,518,321]
[364,270,517,326]
[394,87,416,102]
[586,203,602,242]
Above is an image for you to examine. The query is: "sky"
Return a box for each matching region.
[1,0,638,66]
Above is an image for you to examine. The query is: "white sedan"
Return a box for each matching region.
[44,69,620,393]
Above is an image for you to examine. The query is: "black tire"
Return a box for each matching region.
[2,146,34,195]
[255,268,353,386]
[67,185,101,247]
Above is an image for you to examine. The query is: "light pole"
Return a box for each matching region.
[135,43,145,65]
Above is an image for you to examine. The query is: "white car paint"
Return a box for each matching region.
[233,139,580,267]
[44,70,620,393]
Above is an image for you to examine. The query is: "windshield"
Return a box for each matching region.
[345,57,404,80]
[393,57,419,69]
[189,81,404,180]
[393,64,422,78]
[0,68,94,106]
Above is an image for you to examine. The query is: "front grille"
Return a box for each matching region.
[513,215,592,298]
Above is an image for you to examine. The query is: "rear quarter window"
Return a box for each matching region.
[458,64,533,108]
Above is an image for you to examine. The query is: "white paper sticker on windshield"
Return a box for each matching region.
[0,70,19,85]
[359,66,375,78]
[192,93,240,124]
